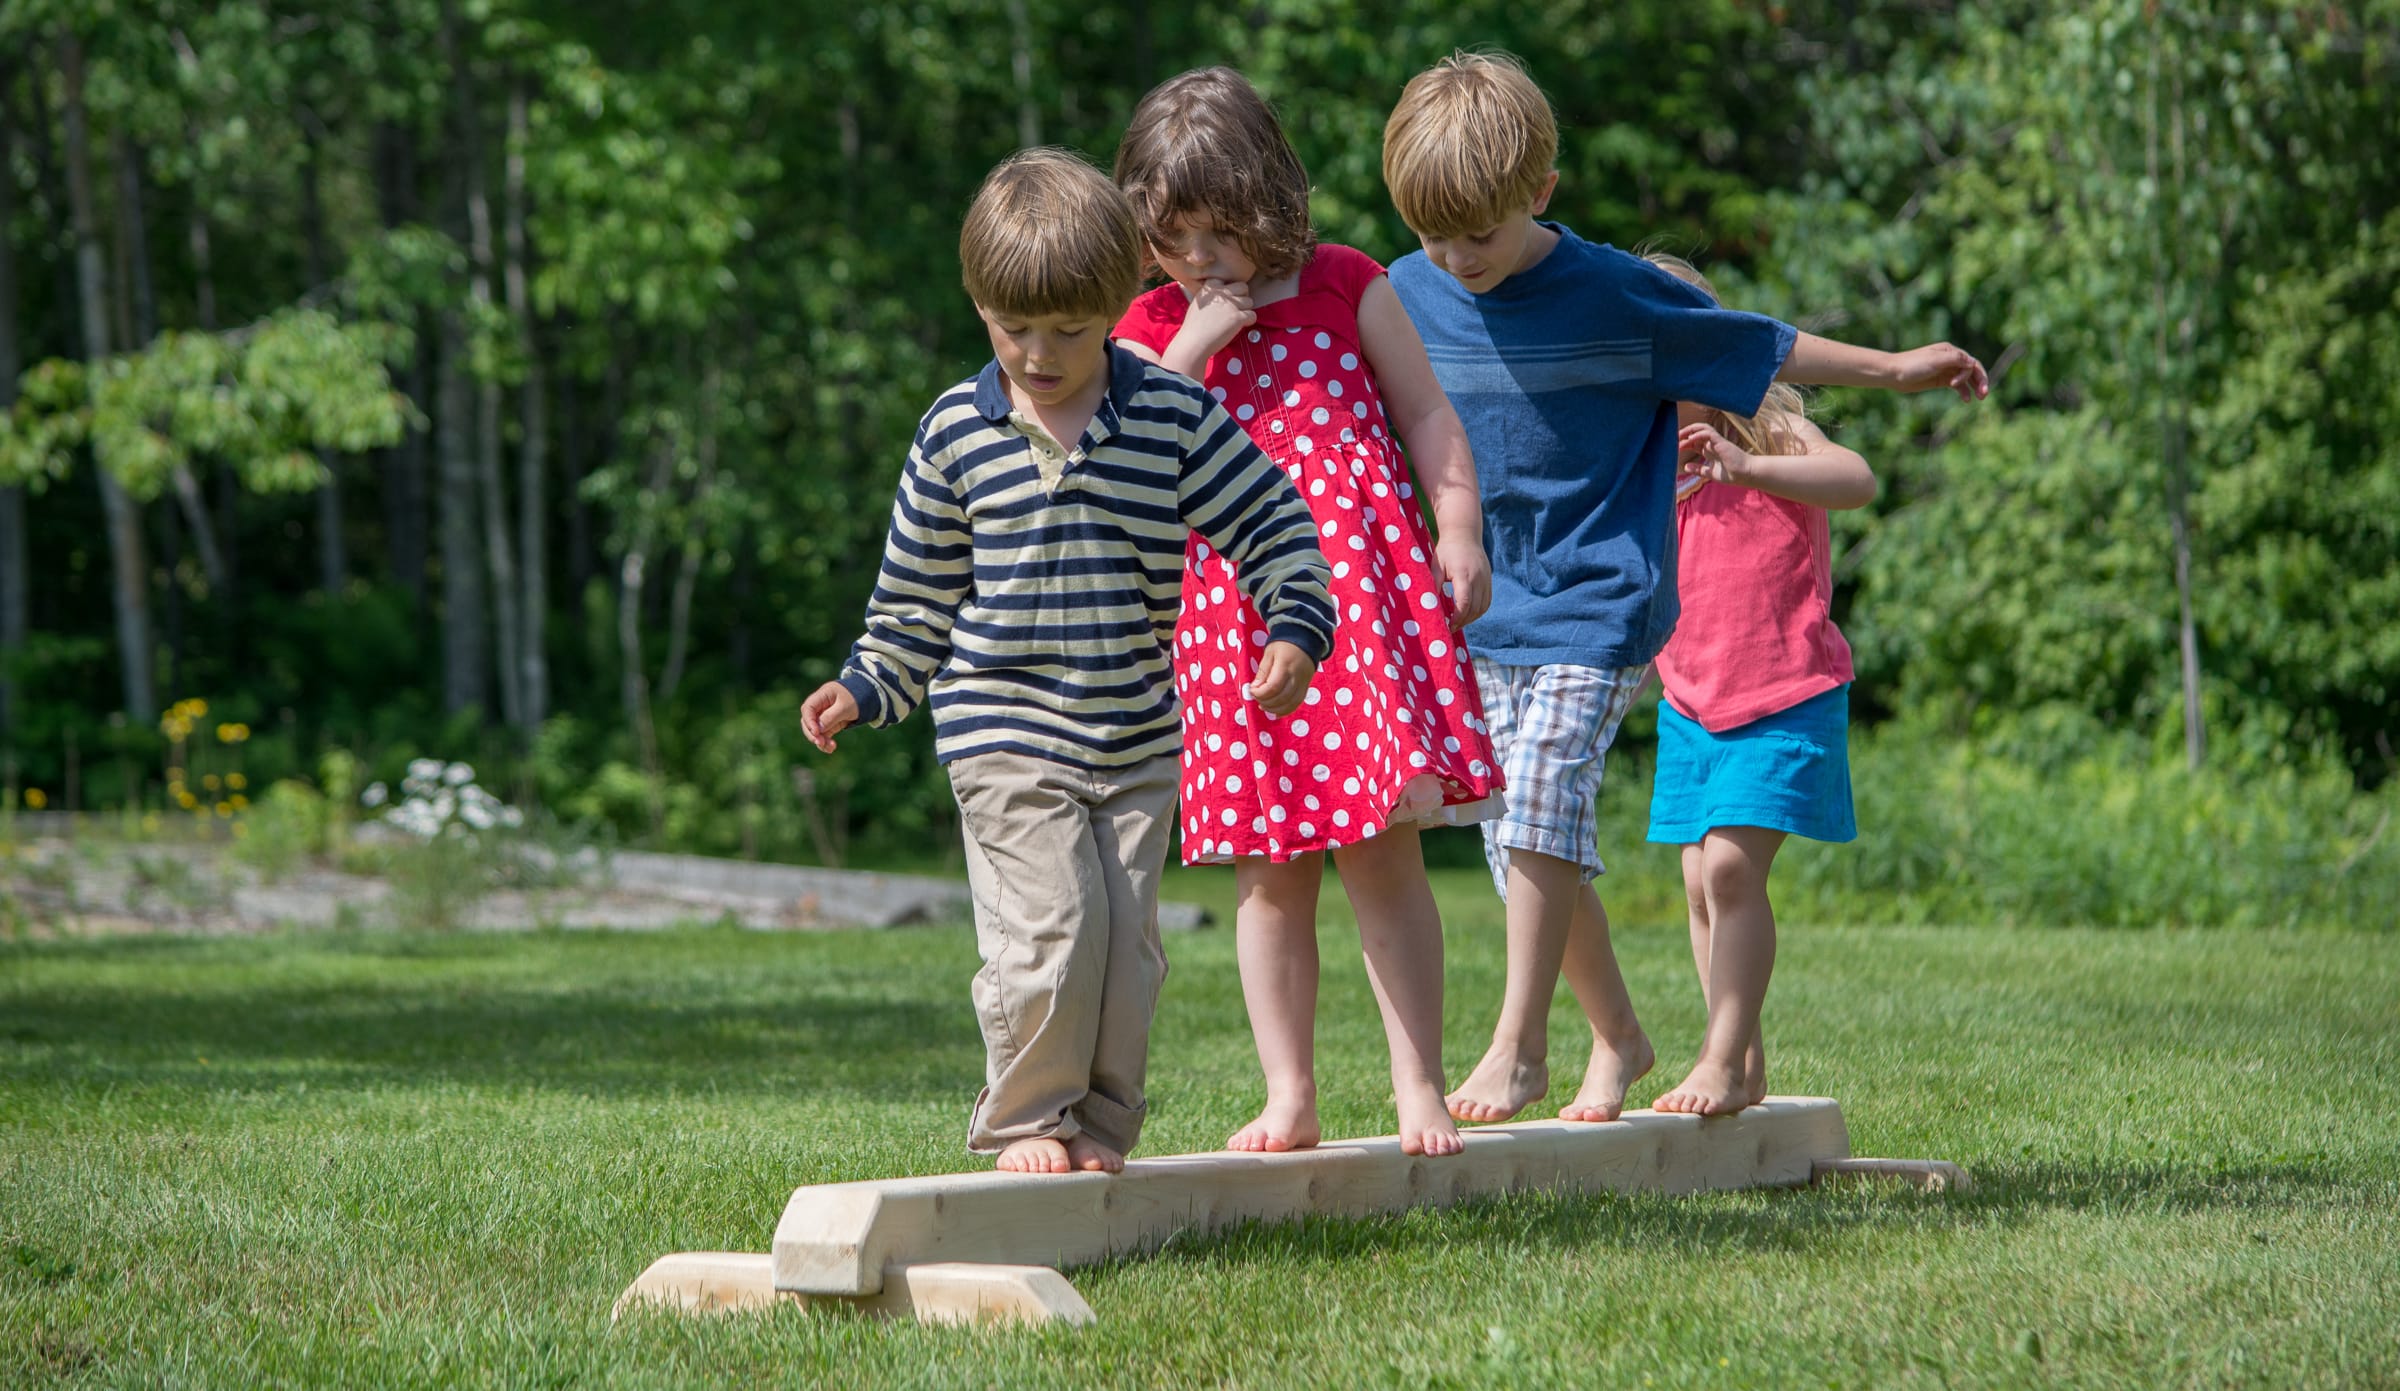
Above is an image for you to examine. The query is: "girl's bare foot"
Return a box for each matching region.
[1397,1077,1464,1156]
[1744,1038,1767,1107]
[1655,1055,1752,1116]
[1228,1094,1320,1152]
[1446,1045,1547,1123]
[996,1136,1072,1173]
[1065,1133,1124,1173]
[1558,1031,1655,1122]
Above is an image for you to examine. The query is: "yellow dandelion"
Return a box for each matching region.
[228,795,248,812]
[188,699,208,717]
[230,823,249,841]
[141,813,162,834]
[203,773,222,791]
[175,789,199,810]
[214,801,232,818]
[226,773,247,791]
[22,788,45,810]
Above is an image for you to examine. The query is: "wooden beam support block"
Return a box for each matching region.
[613,1255,1094,1327]
[1811,1157,1972,1193]
[774,1096,1850,1294]
[613,1251,789,1320]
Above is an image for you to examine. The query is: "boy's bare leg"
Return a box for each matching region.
[1657,826,1784,1115]
[1065,1133,1125,1172]
[1333,828,1462,1157]
[1449,848,1577,1122]
[1227,853,1325,1152]
[1554,882,1655,1121]
[997,1136,1072,1173]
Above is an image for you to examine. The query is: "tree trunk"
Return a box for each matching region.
[300,128,346,596]
[59,32,155,721]
[446,0,523,730]
[2148,15,2203,770]
[619,437,672,837]
[114,129,226,594]
[374,118,429,610]
[0,58,26,746]
[506,79,548,733]
[185,168,239,610]
[437,311,486,716]
[1003,0,1040,148]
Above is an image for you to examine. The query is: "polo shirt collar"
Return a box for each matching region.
[971,343,1147,437]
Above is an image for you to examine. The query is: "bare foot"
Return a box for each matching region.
[1558,1031,1655,1123]
[1227,1094,1320,1152]
[1446,1045,1547,1123]
[996,1136,1071,1173]
[1744,1038,1767,1107]
[1397,1077,1463,1156]
[1065,1133,1125,1173]
[1654,1055,1752,1116]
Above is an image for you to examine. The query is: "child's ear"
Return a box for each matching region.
[1528,170,1560,216]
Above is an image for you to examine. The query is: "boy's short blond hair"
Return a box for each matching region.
[960,148,1143,320]
[1382,51,1558,238]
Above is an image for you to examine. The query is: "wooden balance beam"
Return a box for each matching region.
[617,1096,1888,1327]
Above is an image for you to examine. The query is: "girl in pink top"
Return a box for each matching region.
[1644,254,1876,1117]
[1113,68,1503,1158]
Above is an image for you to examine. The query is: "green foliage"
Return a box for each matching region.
[228,779,329,882]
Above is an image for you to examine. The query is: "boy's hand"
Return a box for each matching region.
[1176,278,1258,360]
[1678,421,1752,486]
[800,681,860,753]
[1887,342,1989,401]
[1247,640,1317,717]
[1435,535,1491,630]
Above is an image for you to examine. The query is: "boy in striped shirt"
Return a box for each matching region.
[801,149,1336,1175]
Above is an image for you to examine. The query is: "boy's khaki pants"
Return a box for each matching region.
[945,750,1179,1156]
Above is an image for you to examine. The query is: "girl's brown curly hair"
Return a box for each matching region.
[1114,67,1316,283]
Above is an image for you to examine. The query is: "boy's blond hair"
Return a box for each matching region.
[960,148,1143,320]
[1644,251,1810,455]
[1382,51,1557,238]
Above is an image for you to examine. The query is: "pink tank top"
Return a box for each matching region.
[1656,479,1854,732]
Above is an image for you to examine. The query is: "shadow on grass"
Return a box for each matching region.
[0,934,983,1105]
[1099,1157,2357,1277]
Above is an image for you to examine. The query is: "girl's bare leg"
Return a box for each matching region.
[1227,852,1325,1151]
[1656,826,1784,1115]
[1332,827,1462,1156]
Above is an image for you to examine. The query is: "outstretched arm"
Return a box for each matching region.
[1357,276,1489,629]
[1778,332,1989,402]
[1680,417,1877,511]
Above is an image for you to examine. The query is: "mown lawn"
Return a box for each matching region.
[4,867,2396,1388]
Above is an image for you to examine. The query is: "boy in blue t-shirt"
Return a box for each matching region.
[1381,52,1987,1127]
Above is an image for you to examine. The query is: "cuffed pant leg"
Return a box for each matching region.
[949,753,1111,1155]
[1075,753,1180,1155]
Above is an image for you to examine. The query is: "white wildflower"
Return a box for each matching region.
[443,762,475,787]
[361,782,389,808]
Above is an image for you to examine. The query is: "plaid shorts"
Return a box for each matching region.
[1473,661,1652,898]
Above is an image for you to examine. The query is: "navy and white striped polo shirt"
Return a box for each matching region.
[838,345,1336,769]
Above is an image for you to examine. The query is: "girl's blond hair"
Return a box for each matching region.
[1641,251,1809,456]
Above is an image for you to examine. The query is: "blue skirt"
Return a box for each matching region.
[1646,684,1856,845]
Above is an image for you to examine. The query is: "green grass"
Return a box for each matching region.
[4,868,2397,1388]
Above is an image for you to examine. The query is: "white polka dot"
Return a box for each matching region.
[1320,520,1339,538]
[1221,809,1238,826]
[1436,688,1457,706]
[1296,436,1314,454]
[1252,816,1267,833]
[1343,777,1361,795]
[1329,380,1345,398]
[1332,810,1350,828]
[1298,822,1315,838]
[1298,359,1318,379]
[1312,407,1331,425]
[1309,479,1326,496]
[1410,751,1429,767]
[1429,639,1448,658]
[1271,343,1288,361]
[1284,749,1300,766]
[1271,806,1288,822]
[1283,389,1302,407]
[1305,687,1324,704]
[1353,401,1368,417]
[1332,561,1350,579]
[1340,352,1358,369]
[1305,795,1321,811]
[1469,760,1489,777]
[1396,574,1413,590]
[1420,593,1440,609]
[1324,732,1341,749]
[1228,775,1244,793]
[1228,358,1243,374]
[1210,386,1226,401]
[1248,330,1262,342]
[1335,688,1354,706]
[1316,332,1334,349]
[1292,719,1310,736]
[1237,404,1255,421]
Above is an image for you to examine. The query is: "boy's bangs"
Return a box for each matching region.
[970,235,1130,321]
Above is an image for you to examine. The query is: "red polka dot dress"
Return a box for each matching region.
[1115,245,1504,864]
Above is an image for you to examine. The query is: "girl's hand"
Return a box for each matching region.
[1175,278,1257,360]
[1886,342,1989,401]
[1678,421,1753,486]
[800,681,859,753]
[1247,640,1317,717]
[1435,535,1491,630]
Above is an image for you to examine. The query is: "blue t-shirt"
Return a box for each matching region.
[1389,224,1796,667]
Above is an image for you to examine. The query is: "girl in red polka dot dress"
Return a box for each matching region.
[1113,68,1503,1158]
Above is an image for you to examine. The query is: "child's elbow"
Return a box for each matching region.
[1833,463,1879,511]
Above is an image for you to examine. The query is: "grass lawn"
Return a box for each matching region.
[4,866,2397,1388]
